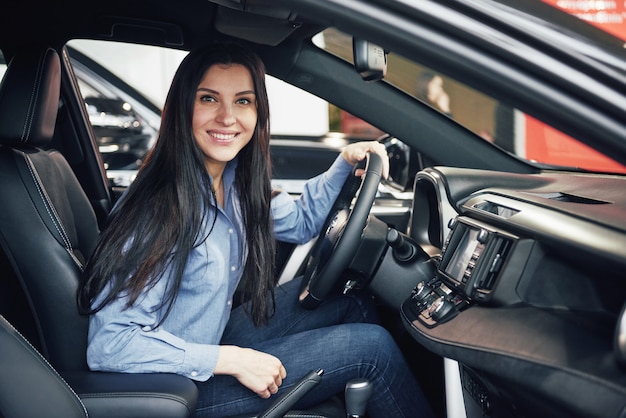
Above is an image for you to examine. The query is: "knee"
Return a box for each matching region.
[350,323,402,357]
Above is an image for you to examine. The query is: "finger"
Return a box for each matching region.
[354,149,388,179]
[353,149,367,162]
[369,144,389,179]
[381,157,390,179]
[268,383,279,395]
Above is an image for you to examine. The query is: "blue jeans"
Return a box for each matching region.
[193,276,434,418]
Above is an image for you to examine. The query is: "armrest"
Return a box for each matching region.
[63,371,198,418]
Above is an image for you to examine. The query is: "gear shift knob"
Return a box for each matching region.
[345,378,372,418]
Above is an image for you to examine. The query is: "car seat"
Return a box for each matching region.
[0,45,198,418]
[0,313,88,418]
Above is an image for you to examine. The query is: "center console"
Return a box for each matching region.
[406,216,519,327]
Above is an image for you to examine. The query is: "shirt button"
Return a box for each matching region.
[141,326,151,332]
[231,265,236,271]
[191,371,198,377]
[227,300,232,306]
[228,228,234,234]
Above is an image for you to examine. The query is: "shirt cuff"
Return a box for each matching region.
[182,342,220,381]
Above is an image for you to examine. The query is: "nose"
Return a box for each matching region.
[216,102,236,126]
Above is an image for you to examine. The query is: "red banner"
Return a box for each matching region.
[542,0,626,40]
[524,1,626,173]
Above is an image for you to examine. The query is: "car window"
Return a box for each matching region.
[2,42,384,192]
[317,28,626,174]
[66,40,363,191]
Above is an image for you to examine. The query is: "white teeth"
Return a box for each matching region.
[211,132,236,140]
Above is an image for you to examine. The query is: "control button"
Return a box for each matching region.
[413,281,431,302]
[426,297,443,318]
[451,295,463,305]
[430,297,454,322]
[477,229,489,243]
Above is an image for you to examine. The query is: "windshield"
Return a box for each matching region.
[318,25,626,174]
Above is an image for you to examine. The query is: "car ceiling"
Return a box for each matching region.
[2,0,318,51]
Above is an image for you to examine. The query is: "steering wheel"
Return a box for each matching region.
[299,152,384,309]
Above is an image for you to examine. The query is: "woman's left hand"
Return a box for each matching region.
[341,141,390,179]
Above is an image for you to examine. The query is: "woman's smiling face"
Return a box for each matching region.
[192,63,258,176]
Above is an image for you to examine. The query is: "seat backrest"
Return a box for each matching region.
[0,314,88,418]
[0,47,100,372]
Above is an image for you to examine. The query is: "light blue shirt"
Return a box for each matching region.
[86,155,353,381]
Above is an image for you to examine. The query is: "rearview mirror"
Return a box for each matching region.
[352,38,387,82]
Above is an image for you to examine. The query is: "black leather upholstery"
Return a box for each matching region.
[0,47,198,418]
[0,46,96,371]
[0,47,60,147]
[0,314,88,418]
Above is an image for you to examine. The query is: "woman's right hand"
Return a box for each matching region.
[215,345,287,398]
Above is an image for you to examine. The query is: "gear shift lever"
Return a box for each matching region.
[345,378,372,418]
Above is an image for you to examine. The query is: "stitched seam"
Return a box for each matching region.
[79,392,190,404]
[67,249,85,271]
[284,414,329,418]
[79,392,193,415]
[1,315,89,417]
[22,154,74,251]
[22,50,46,142]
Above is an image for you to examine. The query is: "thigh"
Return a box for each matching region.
[195,323,396,418]
[221,276,379,346]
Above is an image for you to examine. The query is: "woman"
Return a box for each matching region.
[78,42,433,418]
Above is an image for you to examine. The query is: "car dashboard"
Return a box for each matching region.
[395,166,626,418]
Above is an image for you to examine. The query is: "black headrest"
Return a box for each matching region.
[0,47,61,148]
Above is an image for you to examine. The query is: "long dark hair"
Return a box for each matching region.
[78,43,276,326]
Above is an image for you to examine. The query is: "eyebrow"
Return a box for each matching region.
[197,87,256,96]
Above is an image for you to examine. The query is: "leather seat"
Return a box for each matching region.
[0,46,197,418]
[0,314,87,418]
[0,46,341,418]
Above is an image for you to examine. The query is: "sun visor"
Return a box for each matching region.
[213,5,300,46]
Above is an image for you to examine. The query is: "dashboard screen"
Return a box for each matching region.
[443,227,480,282]
[437,216,515,302]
